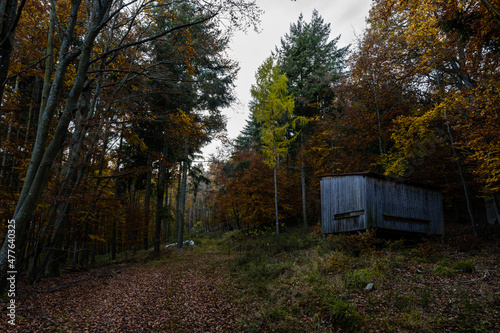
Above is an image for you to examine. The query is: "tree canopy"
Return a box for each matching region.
[1,1,499,292]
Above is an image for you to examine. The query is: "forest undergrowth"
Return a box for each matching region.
[1,226,499,332]
[227,226,500,332]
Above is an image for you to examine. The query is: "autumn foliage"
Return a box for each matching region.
[209,1,500,233]
[0,0,499,292]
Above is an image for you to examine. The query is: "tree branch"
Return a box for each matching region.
[480,0,500,26]
[90,12,218,65]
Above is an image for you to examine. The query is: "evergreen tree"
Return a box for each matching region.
[275,10,349,118]
[233,112,262,152]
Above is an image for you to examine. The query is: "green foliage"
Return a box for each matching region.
[275,9,349,119]
[346,268,378,289]
[433,264,455,277]
[453,260,476,273]
[326,296,362,332]
[419,287,432,309]
[233,113,262,153]
[393,292,417,311]
[250,56,297,168]
[385,238,406,251]
[225,229,498,332]
[457,299,487,332]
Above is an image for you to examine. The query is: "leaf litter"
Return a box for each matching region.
[1,250,244,332]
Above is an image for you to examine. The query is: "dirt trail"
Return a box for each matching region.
[2,250,244,332]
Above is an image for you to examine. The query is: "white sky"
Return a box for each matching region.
[202,0,372,159]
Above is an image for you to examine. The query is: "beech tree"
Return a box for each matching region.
[0,0,262,290]
[0,0,25,104]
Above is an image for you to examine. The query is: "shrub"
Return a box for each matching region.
[346,268,377,289]
[327,296,362,332]
[419,287,432,309]
[433,264,455,277]
[327,252,351,272]
[338,229,379,256]
[385,238,406,251]
[453,260,475,273]
[412,241,444,263]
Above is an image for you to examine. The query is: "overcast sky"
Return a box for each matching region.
[202,0,372,159]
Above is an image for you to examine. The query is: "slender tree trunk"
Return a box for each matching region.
[0,114,13,186]
[163,188,170,242]
[433,57,476,236]
[0,0,26,105]
[492,195,500,224]
[42,89,91,277]
[38,1,56,125]
[371,76,385,155]
[301,163,307,230]
[300,134,307,230]
[274,165,279,236]
[144,155,152,250]
[177,144,189,249]
[154,143,167,255]
[232,204,241,229]
[111,127,124,261]
[24,80,38,143]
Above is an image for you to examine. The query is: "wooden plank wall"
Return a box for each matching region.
[321,174,443,234]
[321,175,367,233]
[365,177,443,234]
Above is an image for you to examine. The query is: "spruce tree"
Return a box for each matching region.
[275,10,349,118]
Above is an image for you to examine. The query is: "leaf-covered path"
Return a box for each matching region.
[2,250,244,332]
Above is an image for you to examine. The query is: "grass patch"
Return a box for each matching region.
[212,228,500,332]
[326,296,362,332]
[433,263,455,277]
[346,267,378,289]
[453,259,476,273]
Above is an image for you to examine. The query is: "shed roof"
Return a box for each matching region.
[319,172,441,191]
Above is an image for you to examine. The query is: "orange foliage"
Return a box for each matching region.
[208,150,302,229]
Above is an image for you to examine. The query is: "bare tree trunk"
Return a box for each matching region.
[112,127,124,260]
[163,188,170,242]
[154,164,166,255]
[274,165,279,236]
[0,113,13,186]
[433,57,476,236]
[177,145,189,249]
[0,0,114,289]
[42,89,91,277]
[38,0,56,125]
[144,155,152,250]
[0,0,26,104]
[301,163,307,230]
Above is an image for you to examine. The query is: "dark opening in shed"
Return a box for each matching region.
[320,172,443,235]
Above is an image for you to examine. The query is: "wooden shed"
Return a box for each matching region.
[320,172,443,235]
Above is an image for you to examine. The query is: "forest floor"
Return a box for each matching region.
[1,248,244,332]
[1,226,500,332]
